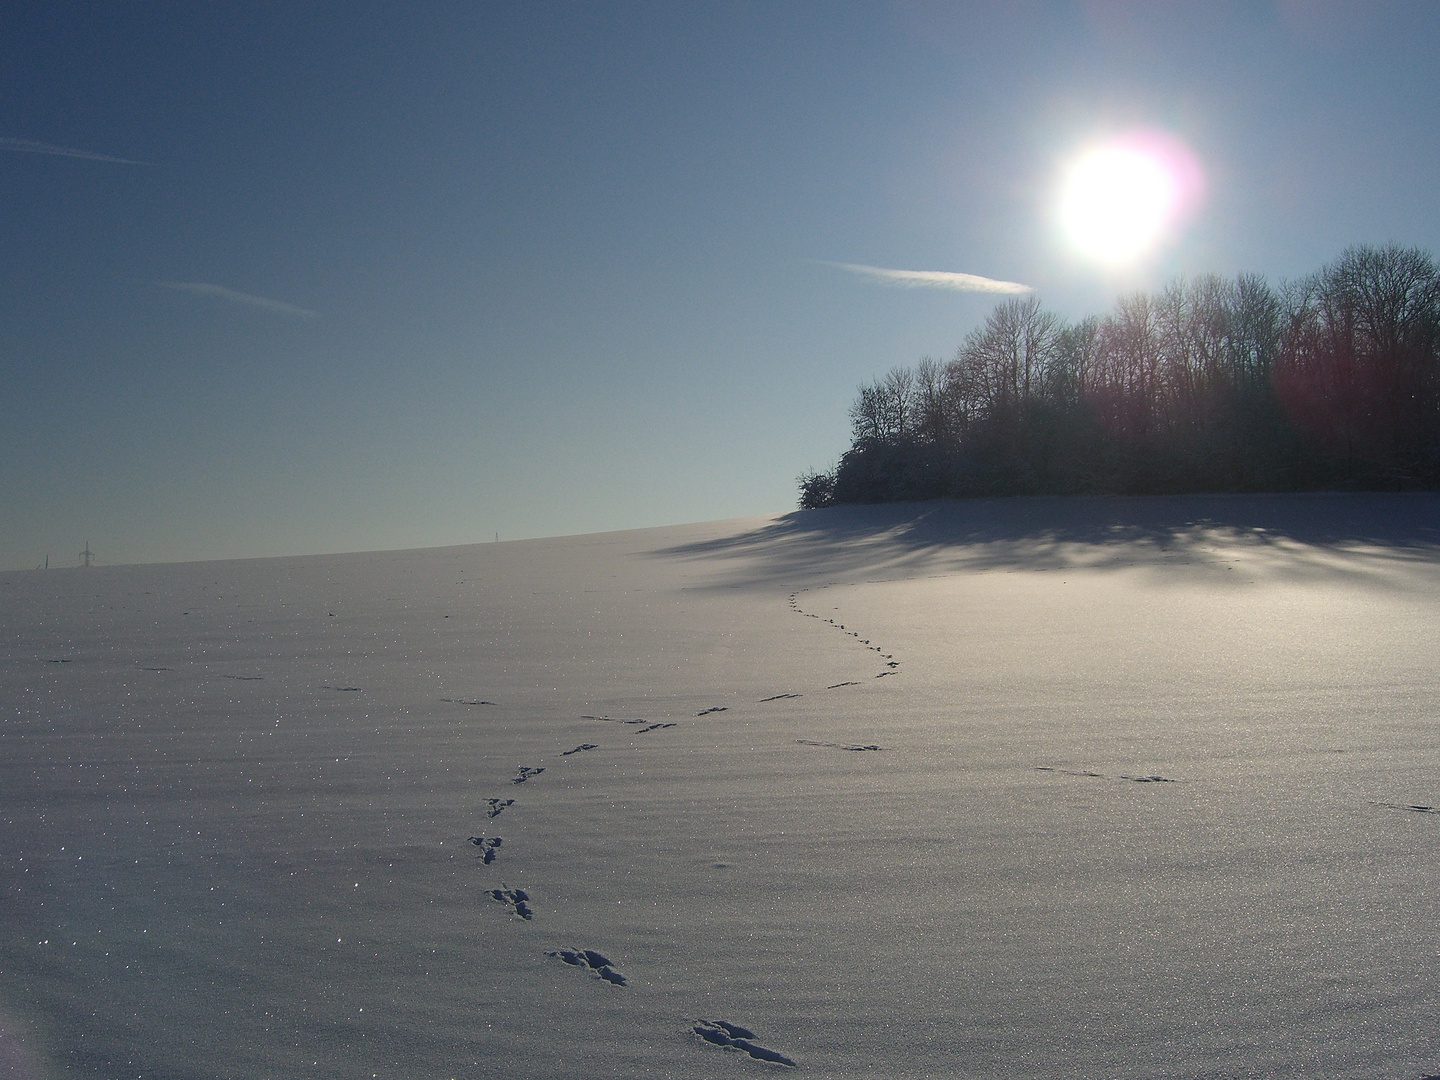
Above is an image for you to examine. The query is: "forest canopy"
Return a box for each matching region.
[799,245,1440,508]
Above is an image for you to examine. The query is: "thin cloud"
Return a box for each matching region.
[821,260,1033,294]
[162,282,320,319]
[0,136,155,166]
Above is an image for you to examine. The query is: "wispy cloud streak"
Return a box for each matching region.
[821,261,1032,294]
[162,282,320,319]
[1,136,155,166]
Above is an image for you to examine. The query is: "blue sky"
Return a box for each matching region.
[4,2,1440,569]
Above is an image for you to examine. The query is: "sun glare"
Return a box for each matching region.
[1057,131,1204,267]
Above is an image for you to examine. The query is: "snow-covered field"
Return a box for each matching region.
[3,493,1439,1079]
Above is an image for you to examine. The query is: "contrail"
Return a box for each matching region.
[0,136,155,166]
[820,260,1033,294]
[161,282,320,319]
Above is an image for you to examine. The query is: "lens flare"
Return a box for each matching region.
[1057,130,1204,266]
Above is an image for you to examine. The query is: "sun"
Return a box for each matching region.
[1057,130,1204,267]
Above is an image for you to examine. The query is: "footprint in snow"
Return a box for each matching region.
[467,836,502,863]
[693,1020,796,1067]
[583,716,676,732]
[487,887,533,920]
[1378,801,1440,814]
[798,739,883,752]
[1035,767,1180,783]
[546,948,627,986]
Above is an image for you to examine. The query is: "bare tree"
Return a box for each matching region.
[1094,291,1162,438]
[1226,272,1282,391]
[953,294,1061,421]
[849,366,917,444]
[1274,244,1440,473]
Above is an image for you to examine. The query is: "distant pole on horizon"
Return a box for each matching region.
[80,541,93,568]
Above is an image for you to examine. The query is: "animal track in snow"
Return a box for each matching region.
[798,739,883,752]
[512,766,545,785]
[486,798,515,818]
[467,836,503,863]
[546,948,628,986]
[562,743,599,756]
[693,1020,796,1067]
[697,706,728,716]
[1035,767,1178,783]
[583,716,676,733]
[760,693,802,702]
[440,697,496,706]
[789,588,902,682]
[487,887,533,920]
[1377,801,1440,814]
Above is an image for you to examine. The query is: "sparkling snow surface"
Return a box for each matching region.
[3,494,1439,1079]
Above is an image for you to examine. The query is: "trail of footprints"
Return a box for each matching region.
[465,590,912,1068]
[789,587,900,680]
[49,593,1440,1073]
[97,594,1440,1073]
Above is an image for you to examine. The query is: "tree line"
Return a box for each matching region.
[799,244,1440,508]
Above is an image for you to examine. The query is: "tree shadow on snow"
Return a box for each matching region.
[651,492,1440,590]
